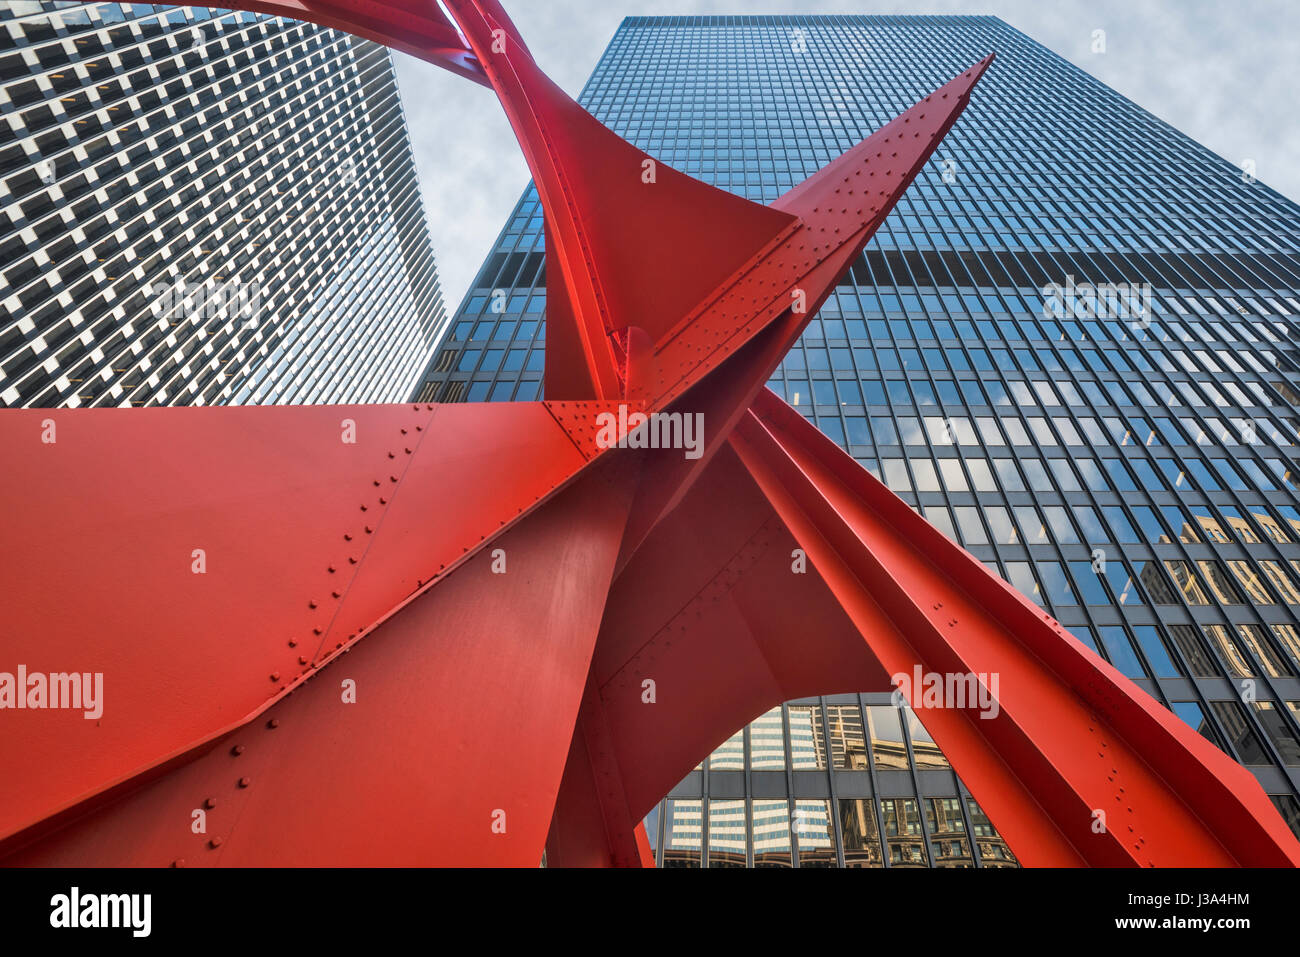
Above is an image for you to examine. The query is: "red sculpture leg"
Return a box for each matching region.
[0,400,634,858]
[731,391,1300,866]
[3,449,638,866]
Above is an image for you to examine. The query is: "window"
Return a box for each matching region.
[748,707,785,774]
[866,705,908,770]
[709,729,744,770]
[953,506,988,545]
[1197,560,1244,604]
[1271,625,1300,672]
[1097,626,1146,678]
[1172,702,1220,747]
[880,798,927,867]
[1209,700,1270,765]
[905,707,948,769]
[826,704,867,770]
[1165,625,1220,677]
[661,799,702,867]
[794,800,835,867]
[1225,560,1273,604]
[839,800,883,868]
[1260,561,1300,604]
[1132,625,1180,677]
[924,797,972,867]
[788,705,826,770]
[707,800,746,867]
[1253,702,1300,766]
[1164,560,1211,605]
[1235,625,1293,678]
[750,800,791,867]
[966,799,1018,867]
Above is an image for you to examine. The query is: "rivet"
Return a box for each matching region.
[208,837,223,848]
[204,797,217,809]
[267,718,279,729]
[238,777,251,788]
[270,671,280,680]
[231,745,244,756]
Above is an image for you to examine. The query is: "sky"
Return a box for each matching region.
[392,0,1300,314]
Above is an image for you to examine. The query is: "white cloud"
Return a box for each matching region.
[394,1,1300,312]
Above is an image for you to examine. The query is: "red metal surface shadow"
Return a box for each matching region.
[1,1,1296,868]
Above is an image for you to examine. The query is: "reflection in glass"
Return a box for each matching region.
[662,799,702,867]
[1225,560,1273,605]
[1209,700,1271,765]
[751,799,792,867]
[794,799,836,867]
[709,729,744,770]
[827,704,868,769]
[1172,701,1219,747]
[1162,625,1216,677]
[880,798,928,867]
[966,798,1019,867]
[707,800,746,867]
[1254,702,1300,767]
[839,799,884,867]
[1164,560,1211,605]
[905,707,949,769]
[1260,561,1300,605]
[1203,625,1254,677]
[1137,561,1178,604]
[1236,625,1292,678]
[1251,506,1292,544]
[1270,795,1300,842]
[749,707,786,769]
[866,705,909,770]
[1272,625,1300,673]
[1197,560,1244,604]
[924,797,973,867]
[788,705,827,770]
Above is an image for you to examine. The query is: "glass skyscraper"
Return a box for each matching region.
[411,14,1300,866]
[1,1,448,408]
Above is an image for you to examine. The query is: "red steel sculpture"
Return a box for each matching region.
[1,0,1297,868]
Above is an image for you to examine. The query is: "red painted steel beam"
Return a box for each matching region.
[0,400,639,861]
[3,451,640,866]
[731,391,1300,866]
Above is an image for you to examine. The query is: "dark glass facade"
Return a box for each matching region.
[409,14,1300,864]
[1,1,448,408]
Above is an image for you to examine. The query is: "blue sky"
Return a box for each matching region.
[393,1,1300,312]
